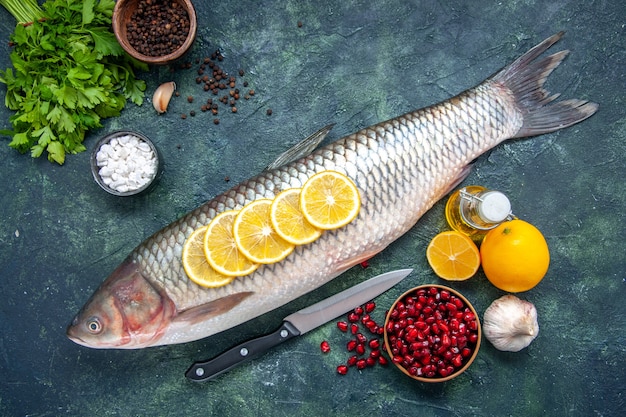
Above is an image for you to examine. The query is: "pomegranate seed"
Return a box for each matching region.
[347,355,358,366]
[356,344,366,355]
[347,340,357,351]
[356,359,367,370]
[356,333,367,344]
[347,312,360,323]
[452,354,463,368]
[351,323,359,334]
[365,302,376,313]
[366,357,376,367]
[337,321,348,332]
[320,340,331,353]
[368,339,380,349]
[337,365,348,375]
[354,306,364,316]
[378,356,389,366]
[370,349,381,359]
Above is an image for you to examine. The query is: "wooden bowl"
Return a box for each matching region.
[112,0,197,65]
[383,284,481,382]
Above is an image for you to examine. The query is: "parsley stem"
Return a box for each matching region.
[0,0,44,24]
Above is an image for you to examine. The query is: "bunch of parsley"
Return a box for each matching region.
[0,0,147,164]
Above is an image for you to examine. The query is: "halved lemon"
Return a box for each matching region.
[300,170,361,230]
[233,199,295,264]
[204,210,259,277]
[182,226,236,288]
[426,231,480,281]
[270,188,322,245]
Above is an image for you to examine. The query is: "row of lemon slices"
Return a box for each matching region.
[181,170,361,288]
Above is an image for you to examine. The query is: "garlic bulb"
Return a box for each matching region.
[152,81,176,113]
[482,295,539,352]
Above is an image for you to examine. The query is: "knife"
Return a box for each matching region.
[185,268,412,382]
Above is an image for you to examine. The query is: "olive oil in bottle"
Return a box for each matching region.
[445,186,513,242]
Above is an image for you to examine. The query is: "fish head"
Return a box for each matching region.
[67,258,176,349]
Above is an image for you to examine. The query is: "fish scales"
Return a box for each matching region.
[67,33,597,348]
[143,85,510,308]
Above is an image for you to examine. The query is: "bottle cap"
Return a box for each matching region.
[477,191,511,223]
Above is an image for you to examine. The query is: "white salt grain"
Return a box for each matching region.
[95,133,158,194]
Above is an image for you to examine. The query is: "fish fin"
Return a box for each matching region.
[443,164,474,196]
[266,124,335,170]
[173,292,254,325]
[491,31,598,138]
[335,251,382,274]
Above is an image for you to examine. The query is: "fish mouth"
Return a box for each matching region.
[66,319,90,347]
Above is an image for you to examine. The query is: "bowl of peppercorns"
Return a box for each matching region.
[383,285,481,382]
[113,0,197,65]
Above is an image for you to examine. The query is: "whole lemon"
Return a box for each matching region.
[480,219,550,292]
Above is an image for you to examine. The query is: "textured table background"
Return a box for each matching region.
[1,1,624,416]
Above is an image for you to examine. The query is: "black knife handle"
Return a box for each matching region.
[185,321,301,382]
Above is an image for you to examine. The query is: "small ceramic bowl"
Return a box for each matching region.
[112,0,197,65]
[384,284,481,382]
[90,130,162,197]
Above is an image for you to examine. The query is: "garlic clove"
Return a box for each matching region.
[482,294,539,352]
[152,81,176,114]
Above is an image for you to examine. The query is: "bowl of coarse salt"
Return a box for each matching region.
[90,130,162,196]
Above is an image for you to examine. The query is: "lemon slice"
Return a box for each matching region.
[270,188,322,245]
[204,210,259,277]
[182,226,236,288]
[300,170,361,230]
[233,199,295,264]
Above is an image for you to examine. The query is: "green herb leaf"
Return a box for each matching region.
[0,0,146,165]
[45,140,65,164]
[82,0,95,25]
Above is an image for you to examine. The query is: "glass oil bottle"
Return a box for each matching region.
[445,185,514,243]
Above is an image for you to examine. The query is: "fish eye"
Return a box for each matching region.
[86,317,102,334]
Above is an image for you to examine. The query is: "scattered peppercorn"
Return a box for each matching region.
[181,114,187,119]
[213,118,220,124]
[266,108,273,116]
[168,47,263,124]
[298,21,303,28]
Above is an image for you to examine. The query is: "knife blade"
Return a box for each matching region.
[185,268,412,382]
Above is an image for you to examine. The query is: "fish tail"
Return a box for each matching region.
[492,31,598,138]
